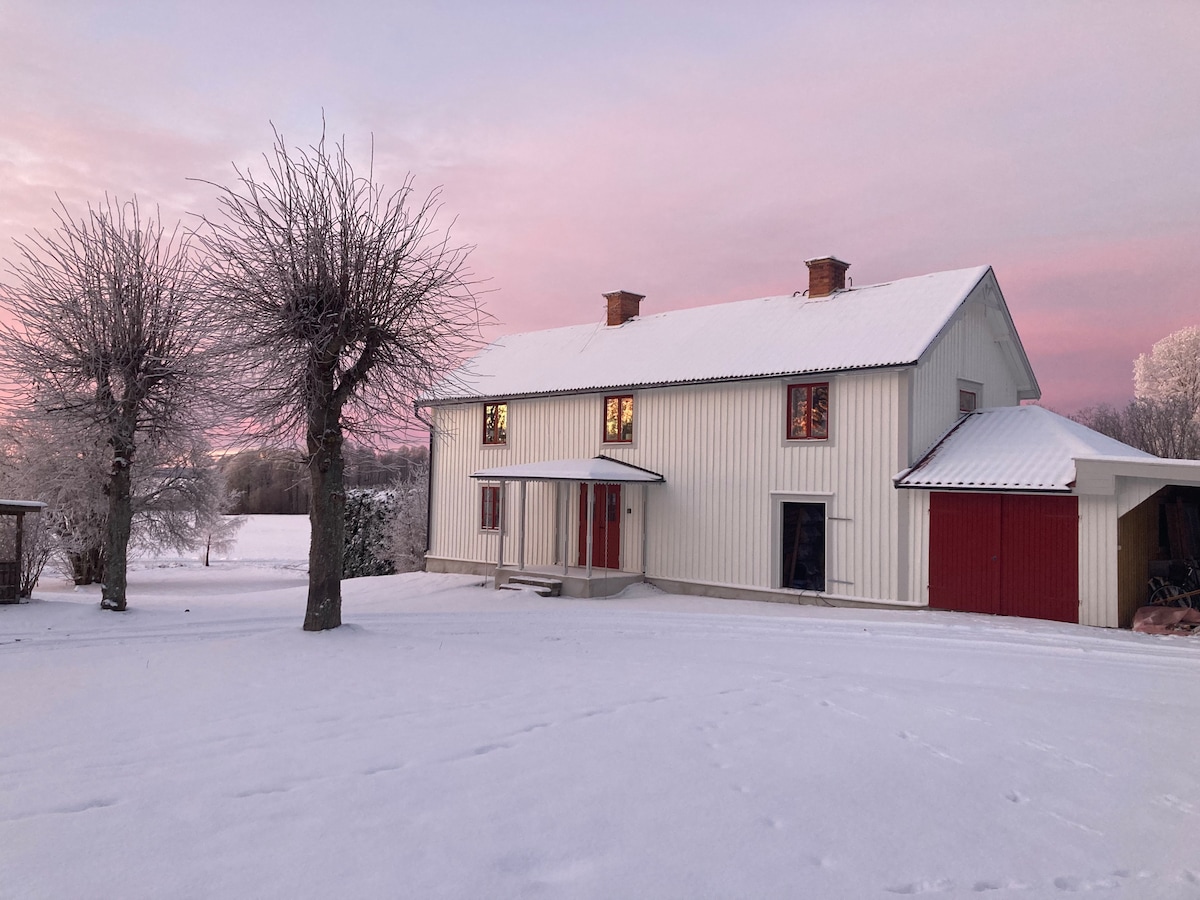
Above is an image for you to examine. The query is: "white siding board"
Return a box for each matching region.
[1078,494,1118,628]
[430,371,909,603]
[910,281,1023,463]
[906,490,931,606]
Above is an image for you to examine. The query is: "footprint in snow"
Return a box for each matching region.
[818,698,867,719]
[234,785,291,799]
[1053,874,1121,891]
[363,762,407,776]
[1157,794,1198,815]
[472,742,513,756]
[885,878,954,894]
[2,797,121,821]
[897,730,962,764]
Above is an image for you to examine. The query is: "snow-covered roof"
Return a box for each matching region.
[0,499,46,512]
[895,406,1154,492]
[471,456,665,483]
[424,266,997,403]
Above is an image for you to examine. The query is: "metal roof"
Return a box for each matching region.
[471,456,665,483]
[895,406,1153,492]
[424,266,1004,404]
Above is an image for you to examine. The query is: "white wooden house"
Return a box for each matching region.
[420,257,1200,628]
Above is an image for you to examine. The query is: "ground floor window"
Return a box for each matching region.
[481,484,501,531]
[781,501,826,591]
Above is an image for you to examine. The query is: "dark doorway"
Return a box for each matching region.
[781,502,826,591]
[578,483,621,569]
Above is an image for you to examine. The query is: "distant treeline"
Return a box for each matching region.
[220,445,429,515]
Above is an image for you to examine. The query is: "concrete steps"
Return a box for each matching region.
[498,574,563,597]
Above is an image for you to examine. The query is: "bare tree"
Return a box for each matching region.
[0,198,210,610]
[198,128,483,631]
[1073,397,1200,459]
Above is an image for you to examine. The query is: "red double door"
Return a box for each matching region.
[928,492,1078,623]
[577,483,621,569]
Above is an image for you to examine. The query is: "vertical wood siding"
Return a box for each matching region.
[428,370,910,602]
[1077,494,1118,628]
[929,492,1079,623]
[910,280,1023,462]
[1116,492,1158,628]
[906,490,931,605]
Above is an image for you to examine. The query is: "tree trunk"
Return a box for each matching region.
[305,421,345,631]
[69,544,105,585]
[101,432,135,611]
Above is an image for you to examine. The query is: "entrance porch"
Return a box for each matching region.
[471,456,665,598]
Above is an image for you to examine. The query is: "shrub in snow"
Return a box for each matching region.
[342,462,429,579]
[343,489,398,578]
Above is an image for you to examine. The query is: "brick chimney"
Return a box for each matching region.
[804,256,850,298]
[604,290,644,326]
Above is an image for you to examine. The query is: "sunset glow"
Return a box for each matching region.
[2,1,1197,412]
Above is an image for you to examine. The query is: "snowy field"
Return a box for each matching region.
[4,517,1200,898]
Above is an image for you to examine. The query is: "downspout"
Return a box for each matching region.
[586,481,595,579]
[415,403,435,561]
[518,481,527,571]
[642,483,648,577]
[496,480,507,588]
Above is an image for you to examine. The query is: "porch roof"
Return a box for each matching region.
[0,499,46,515]
[471,455,665,483]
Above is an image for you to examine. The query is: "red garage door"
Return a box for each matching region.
[929,492,1079,623]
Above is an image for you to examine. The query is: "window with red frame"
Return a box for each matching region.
[483,402,507,445]
[958,390,977,414]
[603,394,634,443]
[480,485,501,531]
[787,383,829,440]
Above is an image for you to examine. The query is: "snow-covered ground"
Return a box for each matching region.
[4,517,1200,898]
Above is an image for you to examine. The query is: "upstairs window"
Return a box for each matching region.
[957,379,982,415]
[787,383,829,441]
[604,394,634,443]
[483,402,507,445]
[480,484,501,531]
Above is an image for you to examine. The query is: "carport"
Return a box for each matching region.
[1075,456,1200,627]
[896,406,1200,628]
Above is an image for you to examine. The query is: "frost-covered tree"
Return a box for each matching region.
[0,410,239,583]
[1134,325,1200,417]
[389,458,429,574]
[199,127,483,630]
[0,437,54,597]
[0,198,211,609]
[0,413,110,584]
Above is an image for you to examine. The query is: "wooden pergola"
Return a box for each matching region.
[0,500,46,603]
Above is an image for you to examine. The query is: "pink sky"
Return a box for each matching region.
[2,0,1198,413]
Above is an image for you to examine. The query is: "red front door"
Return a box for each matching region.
[578,483,621,569]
